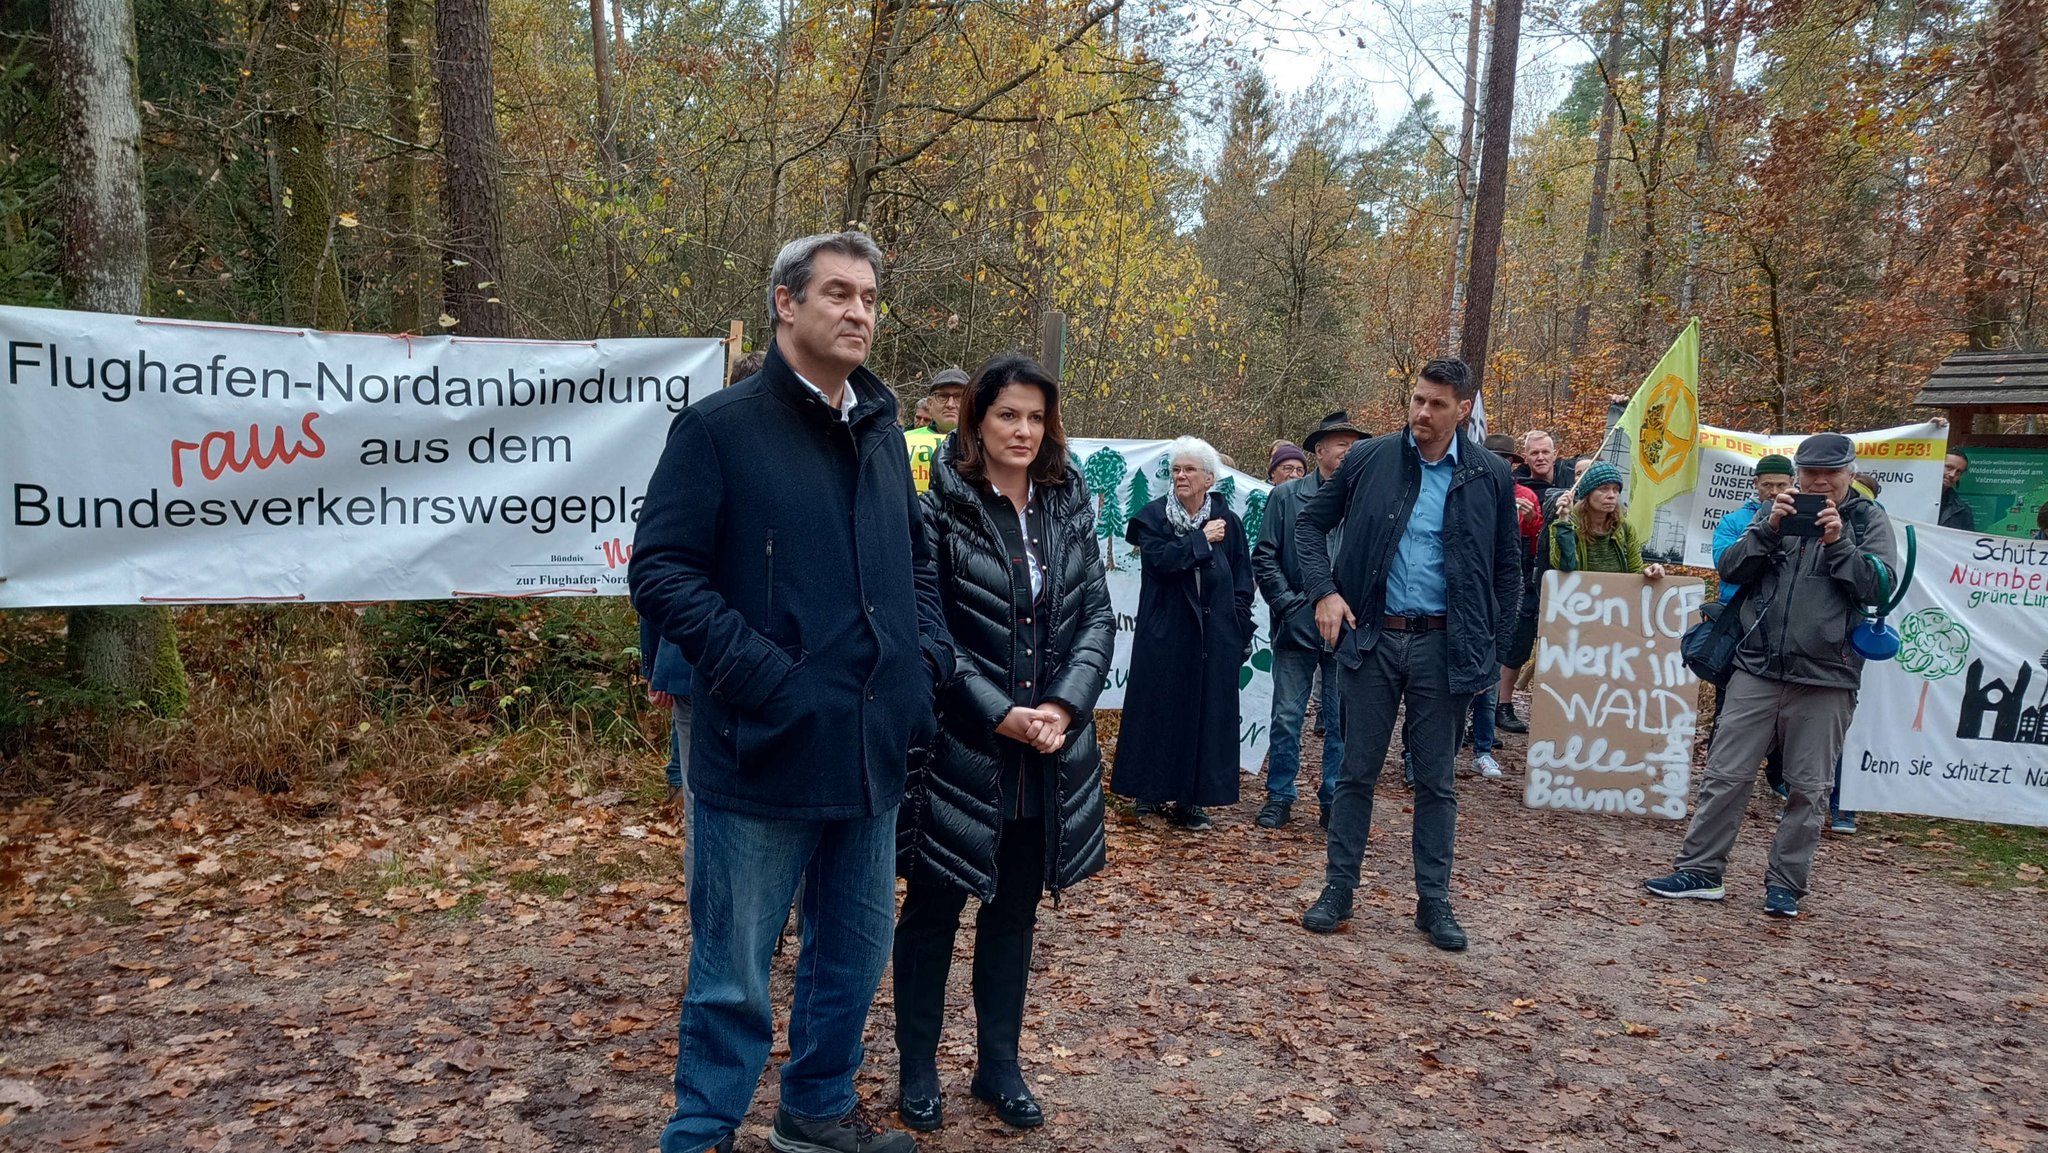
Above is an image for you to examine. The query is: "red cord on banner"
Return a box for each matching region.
[450,588,600,598]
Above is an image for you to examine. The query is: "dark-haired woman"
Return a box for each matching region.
[894,355,1116,1133]
[1110,436,1254,830]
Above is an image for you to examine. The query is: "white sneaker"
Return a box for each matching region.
[1474,753,1503,778]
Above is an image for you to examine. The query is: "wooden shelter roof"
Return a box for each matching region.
[1914,349,2048,410]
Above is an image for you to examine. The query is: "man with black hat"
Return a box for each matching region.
[1645,432,1898,920]
[1251,410,1365,829]
[904,367,969,493]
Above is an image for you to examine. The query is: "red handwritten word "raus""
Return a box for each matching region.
[170,413,327,487]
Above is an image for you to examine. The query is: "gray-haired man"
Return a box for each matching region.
[1644,432,1898,920]
[633,232,949,1153]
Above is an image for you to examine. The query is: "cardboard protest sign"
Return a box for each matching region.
[1524,570,1707,819]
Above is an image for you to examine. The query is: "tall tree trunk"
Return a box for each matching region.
[1677,0,1737,318]
[589,0,623,335]
[51,0,188,718]
[1458,0,1524,393]
[843,0,910,227]
[270,0,348,328]
[385,0,430,333]
[436,0,514,335]
[1565,0,1627,399]
[1633,0,1676,342]
[1441,0,1486,354]
[1964,0,2044,350]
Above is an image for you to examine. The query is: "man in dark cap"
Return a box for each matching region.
[1252,411,1364,829]
[1645,432,1898,921]
[904,367,969,493]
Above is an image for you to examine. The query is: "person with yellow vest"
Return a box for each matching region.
[905,367,968,493]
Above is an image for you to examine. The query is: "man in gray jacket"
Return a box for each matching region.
[1644,432,1899,920]
[1252,411,1364,830]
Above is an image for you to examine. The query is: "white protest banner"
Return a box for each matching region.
[1670,422,1946,567]
[1524,570,1706,819]
[1839,521,2048,827]
[1070,438,1274,774]
[0,305,725,606]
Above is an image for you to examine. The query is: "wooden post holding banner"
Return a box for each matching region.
[1523,570,1707,820]
[726,319,744,382]
[1039,310,1066,381]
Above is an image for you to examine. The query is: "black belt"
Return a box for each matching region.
[1381,614,1447,632]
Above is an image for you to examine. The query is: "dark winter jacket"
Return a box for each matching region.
[628,340,953,821]
[1718,490,1900,690]
[1251,469,1336,652]
[898,440,1116,901]
[1109,493,1254,807]
[1296,429,1524,696]
[1939,487,1976,532]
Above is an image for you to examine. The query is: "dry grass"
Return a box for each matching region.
[0,601,666,808]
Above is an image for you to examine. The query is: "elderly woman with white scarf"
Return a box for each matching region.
[1109,437,1254,830]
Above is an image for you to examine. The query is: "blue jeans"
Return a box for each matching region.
[1467,684,1497,755]
[656,803,897,1153]
[664,697,694,790]
[1264,646,1346,808]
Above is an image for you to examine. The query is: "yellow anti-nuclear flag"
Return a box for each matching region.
[1606,318,1701,543]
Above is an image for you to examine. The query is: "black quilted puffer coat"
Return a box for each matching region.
[897,439,1116,902]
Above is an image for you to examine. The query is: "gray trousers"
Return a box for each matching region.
[1325,629,1470,902]
[1676,669,1855,896]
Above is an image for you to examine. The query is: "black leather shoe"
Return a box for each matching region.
[1317,806,1330,830]
[969,1076,1043,1129]
[1416,897,1468,951]
[1301,884,1353,934]
[1256,797,1292,828]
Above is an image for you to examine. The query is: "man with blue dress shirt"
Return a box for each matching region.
[1290,357,1523,950]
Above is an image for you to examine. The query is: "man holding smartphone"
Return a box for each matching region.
[1643,433,1899,920]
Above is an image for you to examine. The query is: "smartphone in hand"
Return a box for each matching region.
[1781,491,1828,538]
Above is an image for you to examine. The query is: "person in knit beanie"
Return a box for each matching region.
[1268,441,1308,484]
[1545,461,1667,578]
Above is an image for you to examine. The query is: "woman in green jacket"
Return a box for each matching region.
[1547,461,1668,579]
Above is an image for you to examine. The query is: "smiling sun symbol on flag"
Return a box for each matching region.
[1635,374,1698,483]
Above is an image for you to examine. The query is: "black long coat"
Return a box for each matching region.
[1110,493,1253,807]
[897,442,1117,902]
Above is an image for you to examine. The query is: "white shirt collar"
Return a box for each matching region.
[793,369,858,423]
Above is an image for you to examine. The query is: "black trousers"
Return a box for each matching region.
[893,817,1045,1067]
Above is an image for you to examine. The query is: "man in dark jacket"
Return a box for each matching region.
[1252,410,1363,830]
[1494,429,1578,733]
[630,231,950,1153]
[1645,433,1899,920]
[1940,449,1976,531]
[1293,358,1523,951]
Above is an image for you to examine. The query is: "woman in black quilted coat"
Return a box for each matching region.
[893,355,1115,1134]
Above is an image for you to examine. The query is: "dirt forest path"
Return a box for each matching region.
[4,740,2046,1153]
